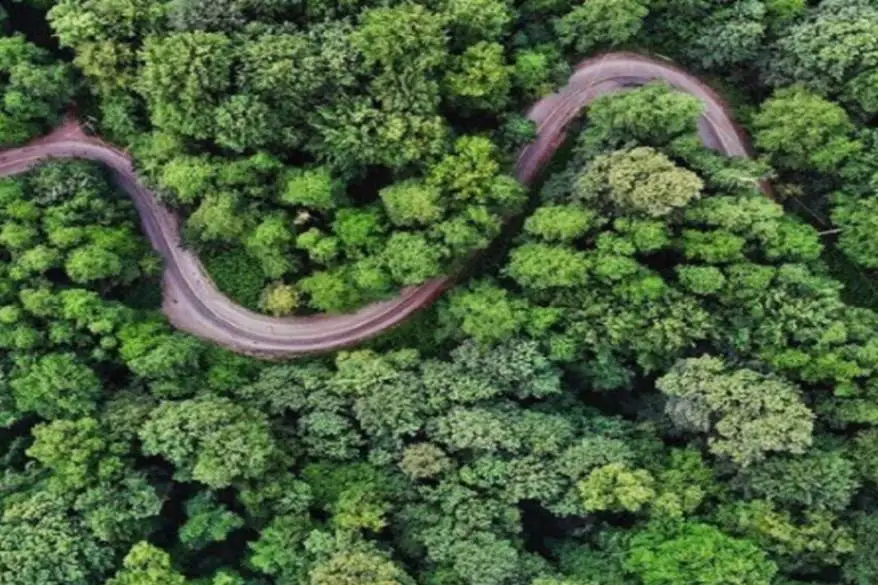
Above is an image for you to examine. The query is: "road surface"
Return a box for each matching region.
[0,52,763,358]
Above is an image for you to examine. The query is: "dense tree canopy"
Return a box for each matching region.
[4,1,878,585]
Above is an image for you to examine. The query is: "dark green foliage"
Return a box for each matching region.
[202,247,266,310]
[0,34,76,145]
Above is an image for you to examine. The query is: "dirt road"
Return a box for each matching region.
[0,53,761,358]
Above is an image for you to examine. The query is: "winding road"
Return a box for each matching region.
[0,53,763,358]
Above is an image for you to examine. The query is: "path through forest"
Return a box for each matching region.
[0,53,764,357]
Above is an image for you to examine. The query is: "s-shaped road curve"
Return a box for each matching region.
[0,52,764,358]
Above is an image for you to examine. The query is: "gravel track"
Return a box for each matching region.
[0,53,763,358]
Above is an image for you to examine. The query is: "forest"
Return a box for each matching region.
[4,0,878,584]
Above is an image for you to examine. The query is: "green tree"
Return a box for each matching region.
[752,87,861,173]
[0,35,76,145]
[445,42,511,112]
[279,167,342,211]
[383,232,444,285]
[444,0,512,45]
[27,417,125,492]
[575,147,703,217]
[310,544,416,585]
[737,448,860,512]
[579,83,702,153]
[380,180,445,227]
[0,490,113,585]
[158,155,217,205]
[300,269,361,313]
[245,214,295,279]
[766,0,878,112]
[353,3,448,74]
[186,192,246,244]
[140,395,279,488]
[626,523,777,585]
[179,493,244,550]
[845,513,878,585]
[685,0,766,69]
[260,282,299,316]
[555,0,649,54]
[137,32,234,138]
[106,542,187,585]
[65,245,123,284]
[214,94,278,152]
[832,192,878,269]
[441,281,529,343]
[657,356,814,466]
[505,243,590,290]
[400,442,453,480]
[10,353,102,420]
[578,463,656,513]
[524,205,597,242]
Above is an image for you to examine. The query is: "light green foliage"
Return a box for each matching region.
[332,207,386,254]
[428,135,525,209]
[650,448,718,520]
[106,542,187,585]
[354,4,447,74]
[310,545,416,585]
[186,193,246,244]
[576,147,704,217]
[578,463,656,513]
[505,243,590,290]
[245,214,295,279]
[400,442,453,480]
[512,45,568,100]
[445,42,511,112]
[138,32,234,138]
[280,167,341,211]
[717,499,855,571]
[297,228,340,265]
[383,232,444,285]
[380,180,445,227]
[626,523,777,585]
[260,282,299,316]
[555,0,649,54]
[65,245,123,283]
[27,417,124,492]
[676,265,726,295]
[10,353,102,419]
[248,513,314,582]
[524,205,597,242]
[753,87,861,173]
[140,395,279,488]
[158,155,216,205]
[0,35,75,145]
[657,356,814,466]
[300,269,362,313]
[442,281,529,343]
[0,491,113,585]
[214,93,277,152]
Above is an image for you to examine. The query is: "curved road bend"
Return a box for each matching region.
[0,52,764,358]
